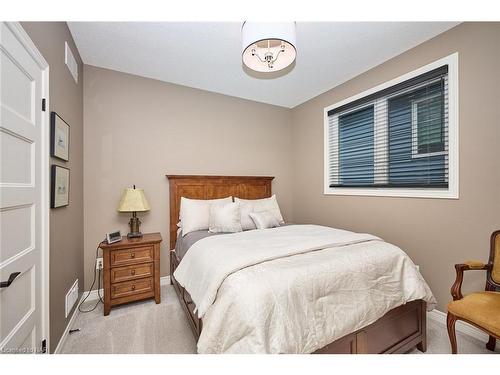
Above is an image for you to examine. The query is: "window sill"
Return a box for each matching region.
[323,187,458,199]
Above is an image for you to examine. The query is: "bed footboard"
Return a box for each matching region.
[313,299,427,354]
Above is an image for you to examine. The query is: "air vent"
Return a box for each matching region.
[65,41,78,83]
[65,279,79,318]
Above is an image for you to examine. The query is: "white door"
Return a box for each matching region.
[0,22,49,354]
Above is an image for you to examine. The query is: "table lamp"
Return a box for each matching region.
[117,185,150,238]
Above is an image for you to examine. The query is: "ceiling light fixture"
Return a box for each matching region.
[241,22,296,73]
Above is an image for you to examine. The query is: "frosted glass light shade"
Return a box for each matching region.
[242,22,296,73]
[117,188,150,212]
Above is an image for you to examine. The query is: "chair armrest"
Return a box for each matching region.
[451,261,491,300]
[463,260,488,269]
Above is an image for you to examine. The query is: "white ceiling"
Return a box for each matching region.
[67,22,459,108]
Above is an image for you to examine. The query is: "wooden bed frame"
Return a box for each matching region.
[166,174,427,354]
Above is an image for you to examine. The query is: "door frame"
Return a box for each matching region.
[4,22,51,352]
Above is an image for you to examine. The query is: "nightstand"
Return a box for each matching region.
[99,232,162,316]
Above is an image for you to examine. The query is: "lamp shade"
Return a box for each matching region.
[117,188,150,212]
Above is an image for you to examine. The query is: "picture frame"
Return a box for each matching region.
[51,112,70,161]
[51,165,70,208]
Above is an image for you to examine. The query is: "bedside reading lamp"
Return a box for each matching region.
[117,185,150,238]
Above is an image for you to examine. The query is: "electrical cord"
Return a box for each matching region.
[78,242,105,313]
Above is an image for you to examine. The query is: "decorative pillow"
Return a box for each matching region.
[237,201,257,230]
[248,211,280,230]
[208,202,242,233]
[179,196,232,236]
[234,195,284,230]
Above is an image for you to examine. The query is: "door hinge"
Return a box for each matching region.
[42,98,46,112]
[41,339,47,353]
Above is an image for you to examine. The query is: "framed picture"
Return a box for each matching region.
[51,165,70,208]
[51,112,70,161]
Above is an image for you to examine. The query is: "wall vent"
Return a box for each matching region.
[65,279,79,318]
[65,41,78,84]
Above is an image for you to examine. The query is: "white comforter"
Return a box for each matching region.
[174,225,436,354]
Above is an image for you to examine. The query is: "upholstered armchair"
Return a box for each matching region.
[447,230,500,354]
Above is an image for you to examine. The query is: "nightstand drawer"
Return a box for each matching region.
[110,246,153,267]
[111,277,154,299]
[111,263,154,283]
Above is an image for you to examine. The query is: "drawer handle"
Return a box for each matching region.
[131,270,136,275]
[131,285,135,291]
[131,253,135,259]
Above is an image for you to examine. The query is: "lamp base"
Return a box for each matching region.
[128,212,143,238]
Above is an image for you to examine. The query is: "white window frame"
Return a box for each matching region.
[324,53,459,199]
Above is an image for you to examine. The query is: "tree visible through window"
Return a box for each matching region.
[413,93,445,156]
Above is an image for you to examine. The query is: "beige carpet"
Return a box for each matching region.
[61,285,498,354]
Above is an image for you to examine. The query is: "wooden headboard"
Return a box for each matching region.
[166,175,274,250]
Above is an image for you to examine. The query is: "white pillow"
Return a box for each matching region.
[234,195,284,230]
[179,196,232,236]
[249,211,280,229]
[208,202,242,233]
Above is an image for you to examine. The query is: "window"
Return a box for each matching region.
[324,53,458,198]
[411,92,445,157]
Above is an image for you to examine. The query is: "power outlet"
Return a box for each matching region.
[96,258,103,270]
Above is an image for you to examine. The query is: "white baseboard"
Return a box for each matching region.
[160,275,171,286]
[53,276,171,353]
[427,309,489,342]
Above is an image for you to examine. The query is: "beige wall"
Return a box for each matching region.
[291,22,500,311]
[22,22,84,352]
[83,65,293,290]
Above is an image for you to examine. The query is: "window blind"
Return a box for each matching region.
[328,65,449,189]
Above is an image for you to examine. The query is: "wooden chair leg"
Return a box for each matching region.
[486,335,496,351]
[447,312,458,354]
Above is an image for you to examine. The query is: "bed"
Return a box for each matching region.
[166,175,434,354]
